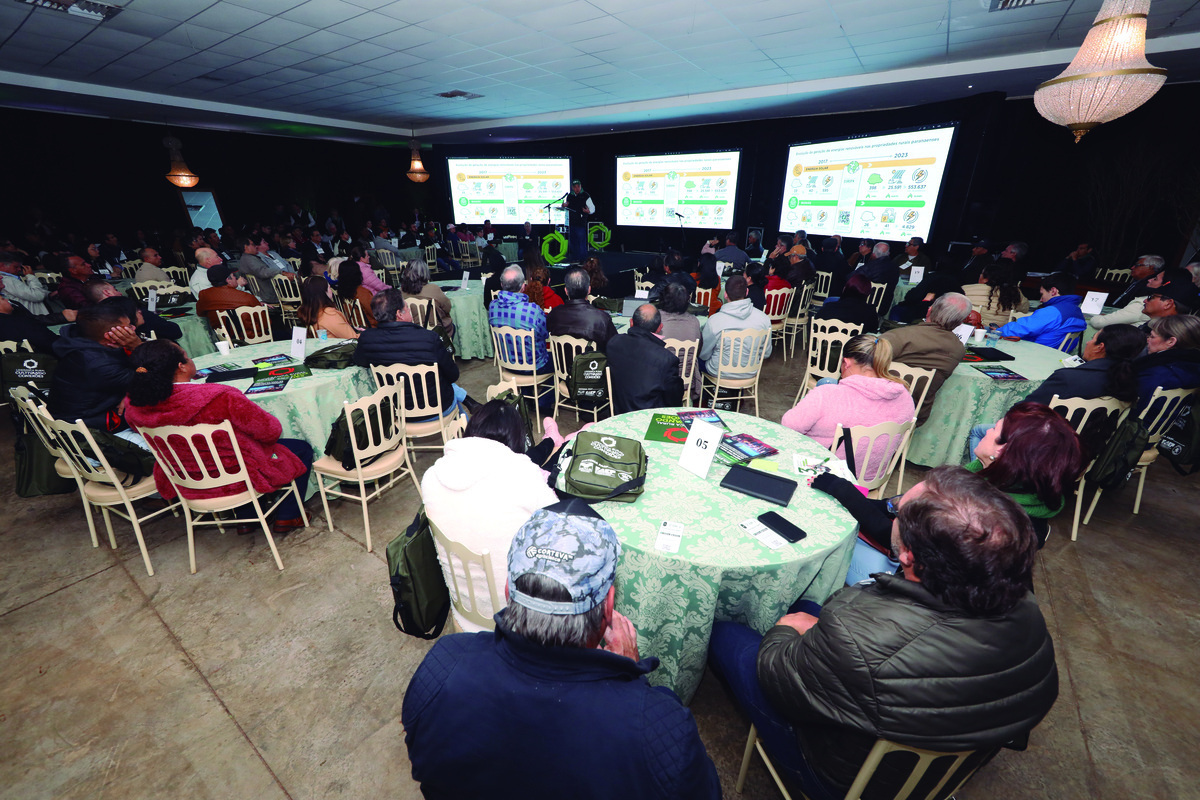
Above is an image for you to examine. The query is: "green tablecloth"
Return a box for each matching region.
[894,278,914,307]
[589,409,859,703]
[906,339,1067,467]
[50,305,217,358]
[436,280,493,360]
[498,242,518,262]
[191,339,375,498]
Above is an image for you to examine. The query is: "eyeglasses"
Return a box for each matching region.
[1146,294,1166,302]
[884,494,903,516]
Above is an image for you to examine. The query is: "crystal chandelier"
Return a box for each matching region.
[162,136,199,188]
[1033,0,1167,143]
[407,141,430,183]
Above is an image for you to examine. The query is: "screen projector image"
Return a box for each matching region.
[447,157,571,226]
[616,151,741,229]
[778,126,956,241]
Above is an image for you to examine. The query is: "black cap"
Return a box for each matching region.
[1156,280,1199,309]
[207,264,233,286]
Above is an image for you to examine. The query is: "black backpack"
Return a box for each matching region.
[568,350,608,403]
[1157,394,1200,475]
[386,507,450,639]
[1085,412,1150,490]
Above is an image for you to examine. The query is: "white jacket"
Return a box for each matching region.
[700,298,772,378]
[1088,298,1147,329]
[421,437,558,632]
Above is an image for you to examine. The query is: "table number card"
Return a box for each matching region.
[147,288,158,313]
[290,327,307,362]
[678,418,723,478]
[952,323,974,345]
[634,288,649,299]
[460,271,470,290]
[1080,290,1108,315]
[908,266,925,284]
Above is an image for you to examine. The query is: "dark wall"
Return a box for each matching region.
[5,81,1198,270]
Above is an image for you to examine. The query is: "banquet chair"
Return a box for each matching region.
[137,420,307,572]
[155,285,193,302]
[1056,330,1082,354]
[736,723,982,800]
[490,326,553,436]
[811,270,833,309]
[430,518,503,633]
[9,387,94,543]
[424,245,439,267]
[286,257,301,270]
[635,279,656,293]
[33,272,57,290]
[1,338,32,354]
[549,334,613,424]
[867,281,889,317]
[486,378,520,401]
[312,384,419,553]
[461,242,482,269]
[716,260,733,278]
[121,260,142,279]
[701,328,770,417]
[1048,394,1130,540]
[370,363,460,453]
[372,267,388,286]
[784,282,817,360]
[663,337,700,407]
[344,297,369,329]
[1009,309,1033,323]
[215,306,273,346]
[830,419,915,499]
[42,416,180,577]
[373,248,398,270]
[129,280,173,302]
[794,320,864,403]
[404,296,437,329]
[272,274,302,327]
[764,286,796,361]
[694,285,717,311]
[1083,386,1194,522]
[172,250,188,268]
[164,266,190,285]
[1099,267,1132,283]
[887,362,936,490]
[243,274,272,307]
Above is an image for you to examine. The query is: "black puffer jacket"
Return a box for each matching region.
[758,574,1058,795]
[353,321,459,413]
[49,325,134,429]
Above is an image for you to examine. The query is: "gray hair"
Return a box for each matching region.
[1185,262,1200,288]
[1139,255,1166,272]
[1005,241,1029,261]
[928,292,972,330]
[371,288,405,323]
[872,242,890,259]
[563,267,590,300]
[500,265,525,293]
[504,573,607,648]
[401,258,430,294]
[631,303,661,332]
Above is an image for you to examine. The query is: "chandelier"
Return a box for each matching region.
[162,136,199,187]
[407,141,430,183]
[1033,0,1167,143]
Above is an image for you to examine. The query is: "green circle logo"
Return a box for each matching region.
[458,197,468,206]
[788,197,799,209]
[621,197,631,207]
[846,161,860,174]
[504,173,514,181]
[667,171,678,180]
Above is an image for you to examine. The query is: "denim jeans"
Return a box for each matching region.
[236,438,312,521]
[968,422,993,460]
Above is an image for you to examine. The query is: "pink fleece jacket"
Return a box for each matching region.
[781,374,915,482]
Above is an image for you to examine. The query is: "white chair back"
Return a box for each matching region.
[216,305,273,345]
[344,297,369,329]
[830,419,915,498]
[694,286,716,310]
[1099,267,1131,282]
[129,280,173,301]
[795,320,864,402]
[370,362,459,450]
[867,281,889,315]
[812,270,833,304]
[889,362,936,422]
[373,248,398,269]
[430,518,503,632]
[272,273,300,304]
[663,337,699,406]
[0,339,32,354]
[1057,330,1082,353]
[164,265,190,284]
[405,296,437,329]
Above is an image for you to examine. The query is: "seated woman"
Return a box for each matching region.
[421,400,559,633]
[401,258,454,335]
[961,261,1027,328]
[694,253,723,313]
[124,340,312,536]
[582,256,610,298]
[523,265,564,311]
[658,282,702,403]
[1135,315,1200,411]
[1025,323,1142,408]
[348,245,390,295]
[781,334,914,480]
[298,275,358,339]
[812,273,879,334]
[335,259,375,328]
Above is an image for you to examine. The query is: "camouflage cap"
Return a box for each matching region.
[507,503,621,616]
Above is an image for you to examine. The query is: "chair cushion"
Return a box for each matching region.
[81,475,159,504]
[312,446,410,480]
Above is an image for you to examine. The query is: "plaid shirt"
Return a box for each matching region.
[489,290,550,369]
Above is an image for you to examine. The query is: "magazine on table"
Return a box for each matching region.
[644,413,689,443]
[970,364,1027,380]
[715,433,779,466]
[677,409,730,431]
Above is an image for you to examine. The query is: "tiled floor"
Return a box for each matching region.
[2,352,1197,799]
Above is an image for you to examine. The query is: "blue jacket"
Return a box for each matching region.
[1134,348,1200,411]
[998,294,1086,347]
[402,615,720,800]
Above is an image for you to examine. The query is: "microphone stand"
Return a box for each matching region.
[676,213,687,257]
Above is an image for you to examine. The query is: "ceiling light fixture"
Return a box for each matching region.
[14,0,122,22]
[162,136,199,188]
[1033,0,1167,142]
[407,140,429,183]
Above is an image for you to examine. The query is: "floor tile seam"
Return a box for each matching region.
[326,521,389,565]
[0,561,120,619]
[112,555,298,800]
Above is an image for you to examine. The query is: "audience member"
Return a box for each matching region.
[237,235,293,304]
[813,273,879,334]
[49,304,141,430]
[1136,276,1197,334]
[658,282,702,402]
[547,266,618,350]
[1057,241,1097,279]
[847,238,873,270]
[124,340,311,536]
[300,228,334,264]
[489,265,551,372]
[881,293,971,425]
[714,231,749,270]
[700,275,772,378]
[0,250,52,315]
[958,239,995,284]
[1108,255,1165,308]
[133,247,173,284]
[811,236,851,299]
[196,265,262,329]
[1091,262,1179,330]
[745,230,764,259]
[890,257,962,323]
[403,500,721,799]
[400,259,453,334]
[853,241,898,314]
[744,262,768,310]
[1025,323,1143,407]
[997,272,1085,347]
[97,295,182,343]
[188,247,224,297]
[0,294,59,352]
[1135,315,1200,410]
[608,303,684,414]
[522,265,563,311]
[298,276,358,340]
[582,255,610,297]
[257,237,296,274]
[962,261,1027,328]
[892,236,933,274]
[334,259,374,328]
[420,400,559,633]
[708,466,1057,800]
[56,254,94,309]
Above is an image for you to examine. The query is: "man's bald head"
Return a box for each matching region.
[196,247,222,268]
[631,303,661,333]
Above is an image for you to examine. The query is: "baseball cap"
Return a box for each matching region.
[507,499,621,616]
[1154,280,1199,309]
[207,264,233,286]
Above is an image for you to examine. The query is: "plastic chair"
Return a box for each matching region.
[1,339,32,354]
[1056,330,1082,354]
[164,265,190,284]
[887,362,935,490]
[794,320,864,403]
[43,416,180,576]
[430,518,504,633]
[867,281,889,316]
[549,334,613,424]
[1099,267,1131,282]
[121,260,142,279]
[370,362,460,453]
[635,280,656,292]
[344,297,369,329]
[1009,309,1033,323]
[830,419,915,499]
[811,270,833,308]
[424,245,439,266]
[215,306,273,345]
[736,723,981,800]
[373,248,398,270]
[663,337,699,406]
[701,328,770,417]
[286,257,301,269]
[136,420,308,572]
[129,280,173,301]
[491,325,553,436]
[312,385,420,552]
[695,285,717,311]
[764,286,796,361]
[1048,394,1130,541]
[405,296,437,330]
[784,282,817,360]
[1083,386,1194,522]
[461,242,482,269]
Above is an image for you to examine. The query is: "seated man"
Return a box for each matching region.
[714,231,750,270]
[133,247,173,284]
[354,289,464,416]
[196,265,263,329]
[708,466,1058,800]
[997,272,1086,347]
[188,247,224,297]
[699,274,772,378]
[1106,254,1165,310]
[0,295,61,352]
[49,304,144,430]
[403,500,720,800]
[882,292,971,426]
[1136,275,1198,335]
[95,295,182,343]
[547,267,618,351]
[480,240,507,274]
[0,250,52,315]
[237,235,291,304]
[488,265,550,373]
[56,254,95,310]
[608,303,684,414]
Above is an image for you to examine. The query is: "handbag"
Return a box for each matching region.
[304,340,358,369]
[386,506,451,639]
[550,431,646,503]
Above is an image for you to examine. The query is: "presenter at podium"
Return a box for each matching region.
[560,179,595,263]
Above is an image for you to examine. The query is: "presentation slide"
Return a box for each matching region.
[615,151,741,229]
[777,126,956,241]
[447,157,571,226]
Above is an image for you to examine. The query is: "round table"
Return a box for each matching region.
[49,304,217,358]
[906,339,1066,467]
[191,339,376,498]
[589,409,859,703]
[436,280,493,360]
